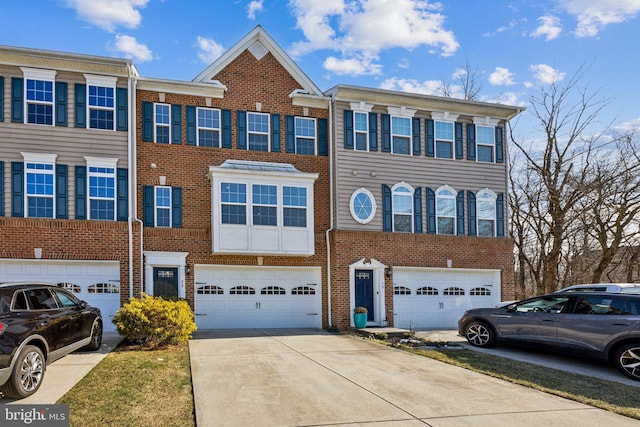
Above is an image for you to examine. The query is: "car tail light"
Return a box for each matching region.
[0,323,5,336]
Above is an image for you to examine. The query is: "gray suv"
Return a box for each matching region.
[458,292,640,381]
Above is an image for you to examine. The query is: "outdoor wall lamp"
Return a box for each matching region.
[185,264,191,276]
[385,266,393,278]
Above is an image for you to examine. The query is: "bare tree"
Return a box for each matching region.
[509,68,610,294]
[439,58,483,101]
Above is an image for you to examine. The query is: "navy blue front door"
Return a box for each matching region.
[153,267,178,298]
[355,269,374,321]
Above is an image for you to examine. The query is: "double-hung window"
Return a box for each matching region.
[283,186,307,227]
[354,112,368,151]
[477,126,495,162]
[86,76,117,130]
[391,116,411,155]
[295,117,316,155]
[436,187,456,235]
[252,184,277,225]
[248,112,270,151]
[88,166,115,220]
[392,184,413,232]
[477,190,496,237]
[435,121,454,159]
[155,103,171,144]
[197,107,220,147]
[221,182,247,225]
[155,186,171,227]
[26,162,55,218]
[24,69,56,126]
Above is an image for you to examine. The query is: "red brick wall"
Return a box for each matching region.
[329,230,516,330]
[136,50,331,317]
[0,218,140,305]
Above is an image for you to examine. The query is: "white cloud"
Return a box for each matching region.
[111,35,152,61]
[196,36,225,64]
[529,64,566,85]
[489,67,515,86]
[323,56,382,76]
[247,0,264,20]
[379,77,444,96]
[65,0,148,32]
[397,58,410,69]
[531,15,562,40]
[289,0,459,76]
[560,0,640,37]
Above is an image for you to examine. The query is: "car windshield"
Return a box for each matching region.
[512,296,570,313]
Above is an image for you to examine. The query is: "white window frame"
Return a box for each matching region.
[22,152,57,218]
[220,182,247,225]
[247,112,270,151]
[154,186,172,227]
[477,189,497,237]
[354,112,369,151]
[435,121,454,159]
[85,156,118,221]
[436,186,456,235]
[295,117,316,155]
[392,182,414,233]
[22,68,56,126]
[349,188,377,224]
[85,74,117,131]
[154,103,171,143]
[251,183,277,226]
[391,116,411,155]
[197,107,221,147]
[476,125,495,163]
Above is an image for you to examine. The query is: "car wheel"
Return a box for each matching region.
[0,345,45,399]
[464,321,496,347]
[83,320,103,351]
[614,343,640,381]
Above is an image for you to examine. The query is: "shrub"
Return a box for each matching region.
[113,294,197,348]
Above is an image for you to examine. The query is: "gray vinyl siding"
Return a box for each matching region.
[0,65,128,218]
[334,101,508,231]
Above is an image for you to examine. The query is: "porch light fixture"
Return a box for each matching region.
[185,264,191,276]
[385,266,393,278]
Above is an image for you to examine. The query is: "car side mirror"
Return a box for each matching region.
[80,300,88,308]
[506,305,517,313]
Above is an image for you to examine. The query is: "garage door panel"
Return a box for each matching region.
[194,266,321,329]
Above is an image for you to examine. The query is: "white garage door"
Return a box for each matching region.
[0,260,121,332]
[393,268,500,329]
[194,265,322,329]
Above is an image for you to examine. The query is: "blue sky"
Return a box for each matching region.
[2,0,639,136]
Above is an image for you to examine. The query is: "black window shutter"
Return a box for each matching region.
[0,76,4,122]
[344,110,353,149]
[381,114,391,153]
[455,122,464,159]
[74,83,86,128]
[382,184,392,232]
[116,87,128,131]
[55,82,67,127]
[221,109,232,148]
[143,185,154,227]
[55,164,68,219]
[426,187,436,234]
[186,106,196,145]
[412,117,421,155]
[141,101,153,142]
[369,112,378,151]
[11,162,24,217]
[425,119,434,157]
[11,77,24,123]
[467,191,477,236]
[236,110,247,149]
[497,193,505,237]
[318,118,328,156]
[271,114,281,152]
[285,115,295,153]
[496,127,504,163]
[74,166,86,220]
[467,124,476,161]
[171,104,182,144]
[117,168,128,221]
[456,190,465,235]
[0,161,4,216]
[172,187,182,228]
[413,187,423,233]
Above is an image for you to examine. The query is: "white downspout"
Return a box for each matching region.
[325,94,334,327]
[127,62,134,300]
[127,64,143,298]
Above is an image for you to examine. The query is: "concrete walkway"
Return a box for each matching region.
[189,329,638,427]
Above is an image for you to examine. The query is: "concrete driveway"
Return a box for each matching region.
[189,329,638,427]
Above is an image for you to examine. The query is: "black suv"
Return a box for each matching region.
[0,282,103,398]
[458,292,640,381]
